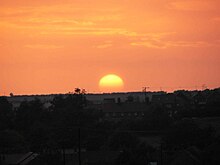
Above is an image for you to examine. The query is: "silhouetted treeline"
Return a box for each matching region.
[0,88,220,164]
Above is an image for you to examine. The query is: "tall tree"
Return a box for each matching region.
[15,99,47,133]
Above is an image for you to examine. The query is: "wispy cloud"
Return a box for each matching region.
[167,41,213,47]
[95,41,113,49]
[0,4,129,37]
[24,44,63,49]
[169,1,218,11]
[130,32,217,49]
[23,18,96,26]
[131,42,167,49]
[96,43,112,49]
[1,1,219,50]
[131,40,217,49]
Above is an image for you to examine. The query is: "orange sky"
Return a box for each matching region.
[0,0,220,95]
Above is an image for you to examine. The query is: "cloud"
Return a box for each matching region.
[96,43,112,49]
[0,4,129,37]
[1,1,219,50]
[130,32,172,49]
[169,1,218,11]
[23,18,96,26]
[131,40,216,49]
[14,24,137,37]
[93,40,113,49]
[130,32,216,49]
[131,42,167,49]
[24,44,63,49]
[167,41,213,47]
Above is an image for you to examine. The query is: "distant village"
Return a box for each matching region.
[6,88,220,120]
[0,88,220,165]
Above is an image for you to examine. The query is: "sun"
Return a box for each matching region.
[99,74,124,92]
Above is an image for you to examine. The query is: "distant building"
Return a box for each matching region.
[151,94,176,108]
[7,95,55,109]
[6,91,165,110]
[102,101,149,121]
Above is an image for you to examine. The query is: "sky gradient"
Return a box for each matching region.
[0,0,220,95]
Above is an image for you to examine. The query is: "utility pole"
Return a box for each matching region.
[160,143,163,165]
[78,127,81,165]
[63,148,66,165]
[142,87,150,103]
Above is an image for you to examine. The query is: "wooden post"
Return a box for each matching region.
[78,128,81,165]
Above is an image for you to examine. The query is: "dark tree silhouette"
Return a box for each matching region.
[0,130,27,153]
[0,97,13,130]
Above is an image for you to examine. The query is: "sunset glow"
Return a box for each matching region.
[0,0,220,95]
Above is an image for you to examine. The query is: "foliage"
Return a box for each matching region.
[107,131,139,150]
[143,106,173,130]
[0,97,13,130]
[202,136,220,165]
[116,143,156,165]
[15,99,47,133]
[0,130,28,153]
[163,119,215,150]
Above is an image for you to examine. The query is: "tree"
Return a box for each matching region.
[0,97,13,130]
[203,137,220,165]
[0,130,27,153]
[163,119,215,150]
[50,93,89,149]
[143,106,173,130]
[116,143,156,165]
[74,88,86,95]
[107,131,139,150]
[15,99,47,133]
[28,122,52,153]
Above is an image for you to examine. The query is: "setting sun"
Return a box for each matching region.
[99,74,124,92]
[0,0,219,95]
